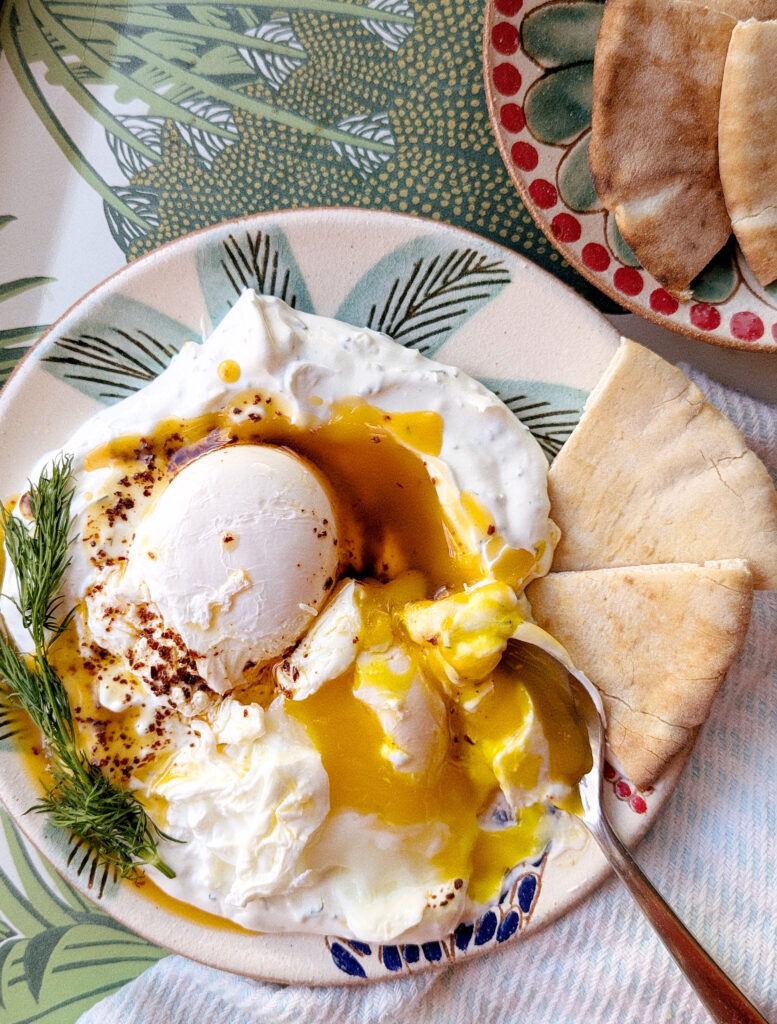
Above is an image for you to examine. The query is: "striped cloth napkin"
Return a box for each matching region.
[77,365,777,1024]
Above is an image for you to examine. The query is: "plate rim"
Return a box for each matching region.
[2,204,620,400]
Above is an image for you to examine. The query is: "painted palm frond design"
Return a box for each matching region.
[44,327,175,401]
[220,231,304,306]
[336,238,512,357]
[0,0,410,245]
[196,226,313,328]
[482,377,587,462]
[197,228,512,359]
[332,111,395,177]
[363,249,511,352]
[0,810,164,1024]
[0,216,51,387]
[41,293,196,404]
[0,702,24,748]
[503,396,580,461]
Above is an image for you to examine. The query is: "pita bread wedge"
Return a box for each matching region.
[589,0,734,297]
[548,339,777,589]
[719,19,777,286]
[526,560,753,789]
[698,0,777,18]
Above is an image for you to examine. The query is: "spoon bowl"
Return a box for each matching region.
[504,637,769,1024]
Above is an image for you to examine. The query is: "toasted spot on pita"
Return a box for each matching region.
[719,19,777,285]
[548,339,777,589]
[590,0,734,296]
[526,560,753,789]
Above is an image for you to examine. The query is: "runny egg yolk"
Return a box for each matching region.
[67,393,589,909]
[285,577,592,905]
[84,395,536,594]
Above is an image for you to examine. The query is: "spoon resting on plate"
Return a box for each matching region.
[504,638,769,1024]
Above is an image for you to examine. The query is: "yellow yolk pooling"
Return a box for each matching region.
[84,396,536,594]
[286,578,592,906]
[69,392,590,914]
[285,666,538,902]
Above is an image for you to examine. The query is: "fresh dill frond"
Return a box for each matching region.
[0,634,73,746]
[1,457,75,646]
[0,456,174,880]
[37,741,175,879]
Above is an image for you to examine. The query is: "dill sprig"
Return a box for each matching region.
[0,456,174,880]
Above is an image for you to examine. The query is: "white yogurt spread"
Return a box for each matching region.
[0,291,590,944]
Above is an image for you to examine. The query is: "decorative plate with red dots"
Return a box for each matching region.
[483,0,777,352]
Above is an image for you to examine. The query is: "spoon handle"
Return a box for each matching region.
[588,814,769,1024]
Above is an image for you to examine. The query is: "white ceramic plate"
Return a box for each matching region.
[0,208,684,984]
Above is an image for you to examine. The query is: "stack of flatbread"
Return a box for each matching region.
[719,19,777,287]
[589,0,777,296]
[526,340,777,790]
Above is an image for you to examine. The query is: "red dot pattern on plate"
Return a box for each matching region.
[649,288,679,315]
[511,140,538,171]
[493,62,521,96]
[582,242,610,272]
[730,311,764,341]
[492,21,519,54]
[500,102,525,133]
[528,178,557,209]
[495,0,523,14]
[613,267,643,296]
[630,795,647,814]
[615,780,632,799]
[690,303,721,331]
[551,212,581,242]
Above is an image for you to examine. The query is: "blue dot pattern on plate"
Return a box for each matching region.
[325,854,547,978]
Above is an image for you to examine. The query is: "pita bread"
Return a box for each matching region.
[526,560,753,789]
[589,0,734,297]
[719,20,777,286]
[697,0,777,17]
[548,339,777,589]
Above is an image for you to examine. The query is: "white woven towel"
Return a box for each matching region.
[77,366,777,1024]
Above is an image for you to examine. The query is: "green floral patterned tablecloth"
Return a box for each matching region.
[0,0,623,381]
[0,2,621,1020]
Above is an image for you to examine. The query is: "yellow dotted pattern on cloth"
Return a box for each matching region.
[125,1,567,276]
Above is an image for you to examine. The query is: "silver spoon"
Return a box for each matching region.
[505,638,770,1024]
